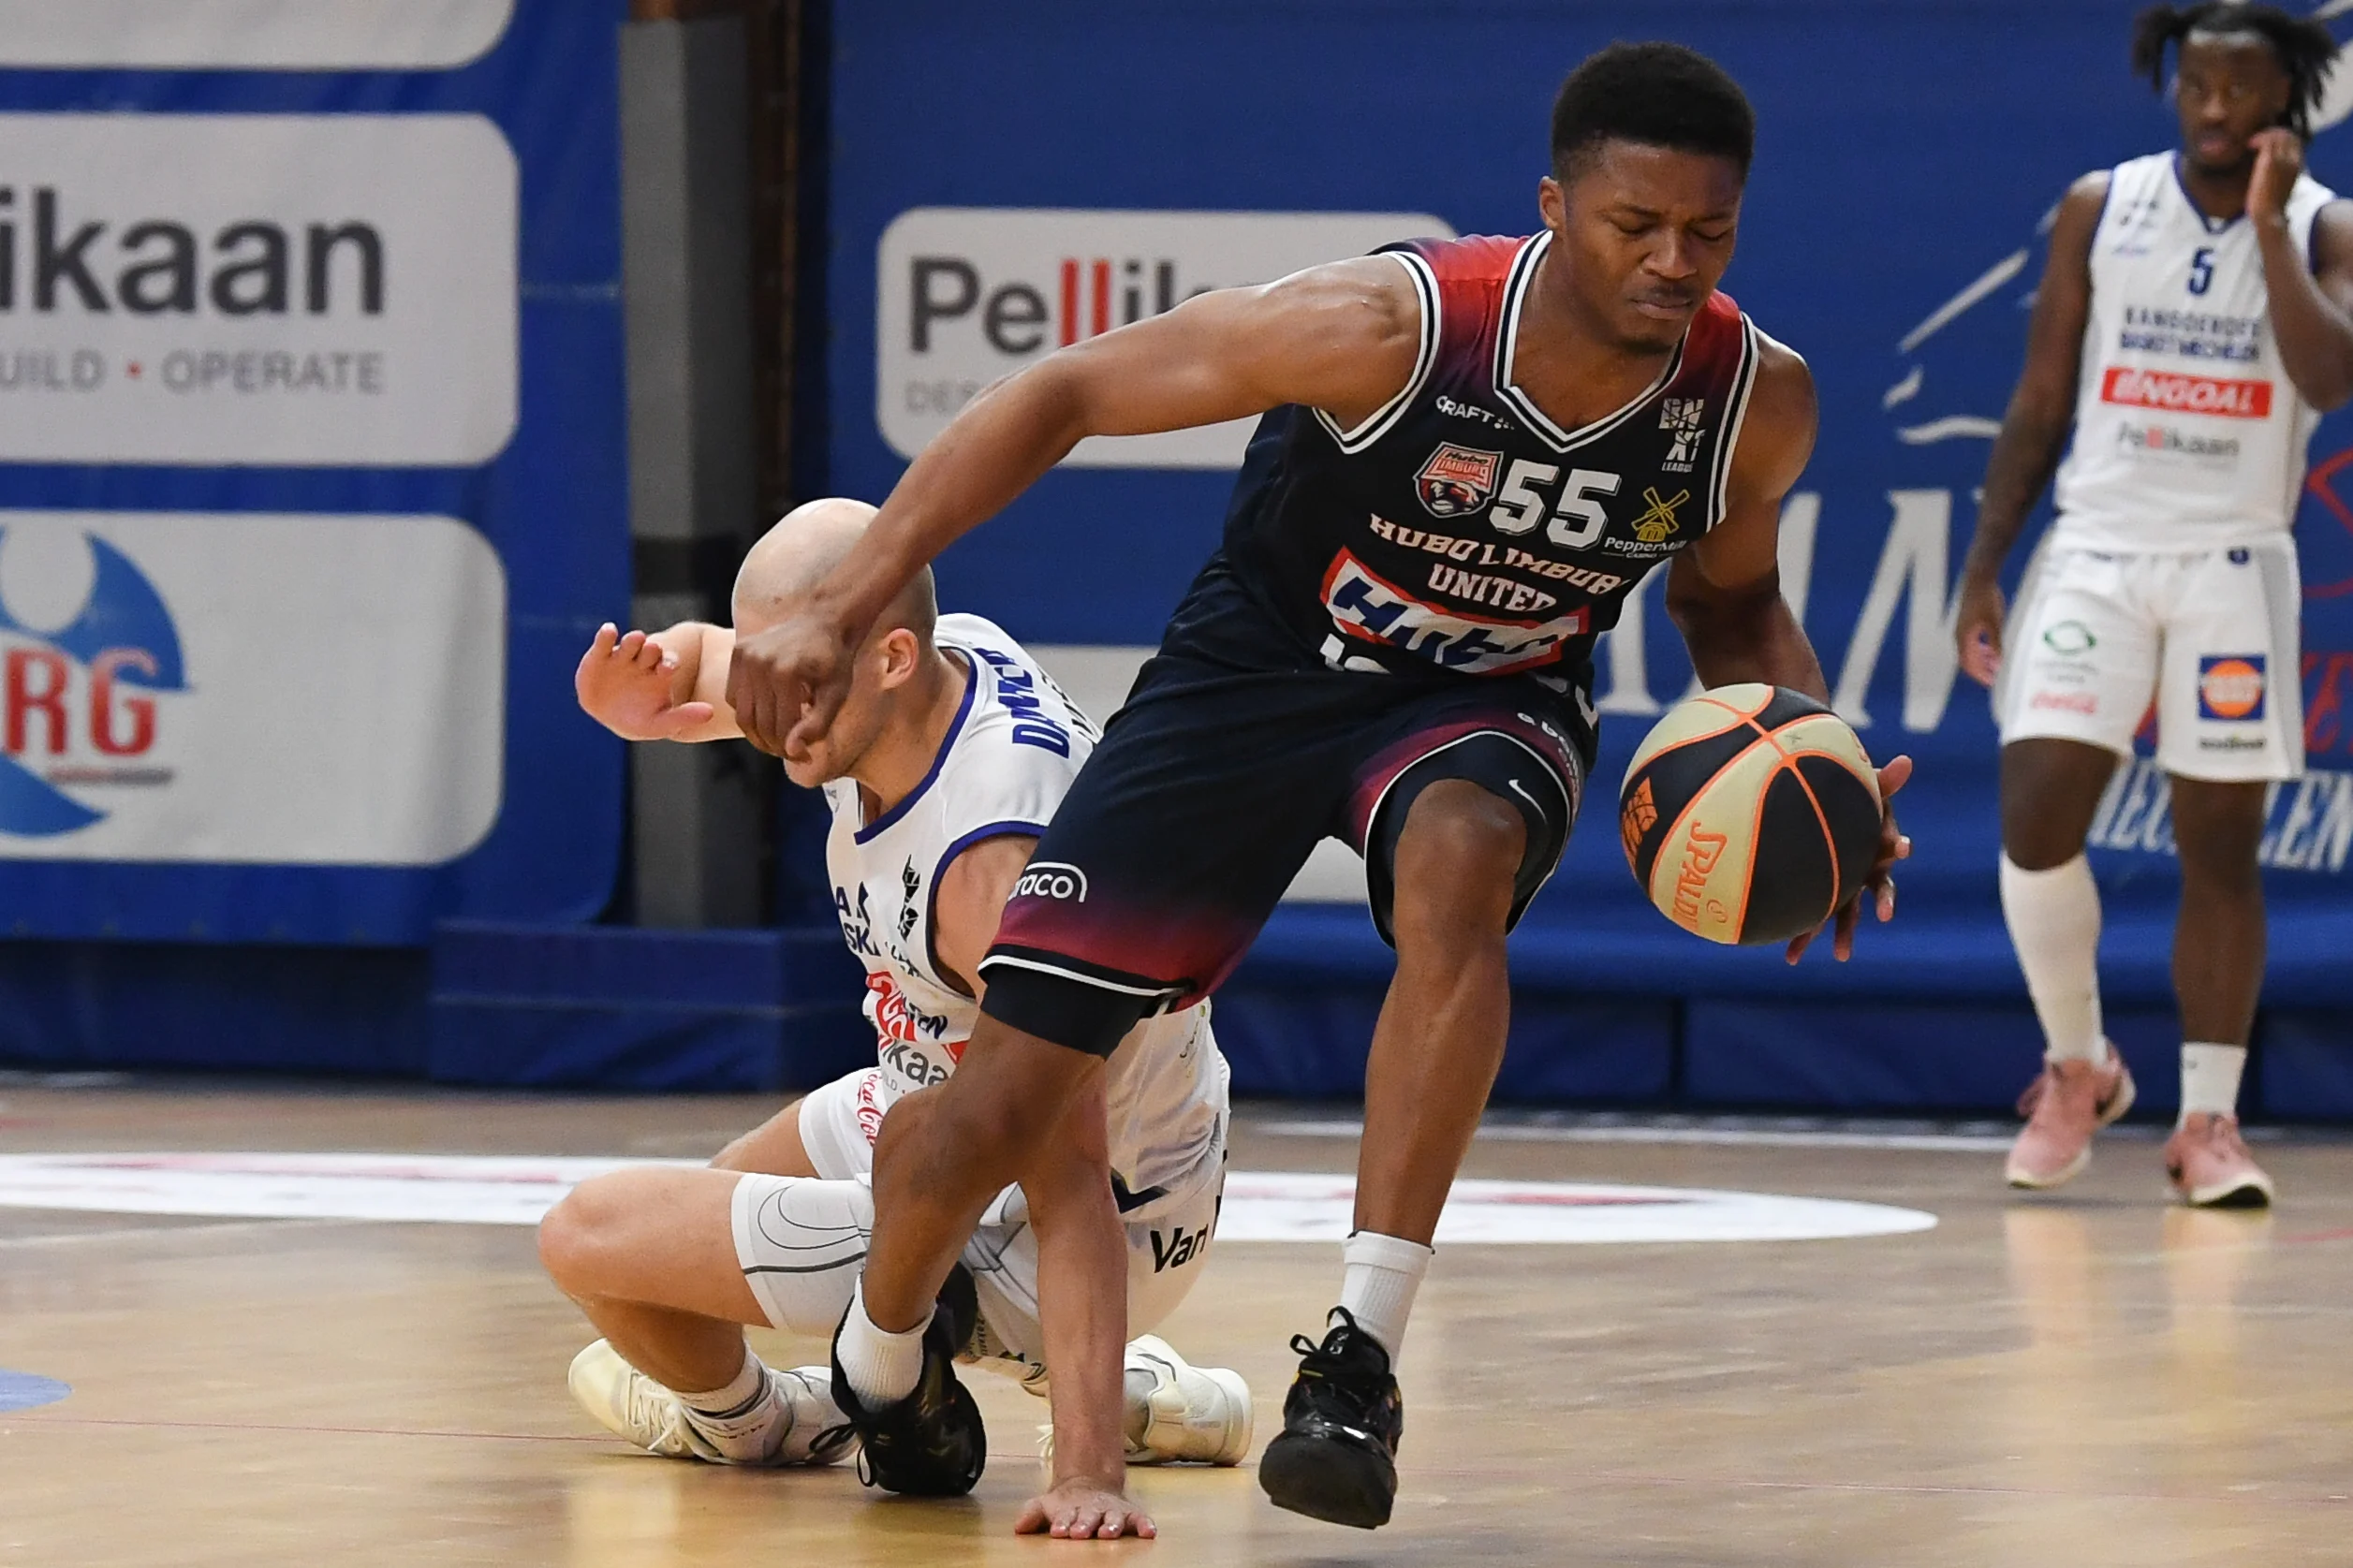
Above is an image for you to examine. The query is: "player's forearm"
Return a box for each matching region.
[809,369,1092,642]
[651,623,743,742]
[1672,584,1831,705]
[1963,399,2071,581]
[1027,1158,1131,1489]
[2258,219,2353,412]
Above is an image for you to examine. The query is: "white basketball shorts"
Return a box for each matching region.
[1997,538,2304,783]
[732,1065,1226,1362]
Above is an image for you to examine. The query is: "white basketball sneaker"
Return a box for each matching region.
[1123,1335,1253,1466]
[566,1340,855,1467]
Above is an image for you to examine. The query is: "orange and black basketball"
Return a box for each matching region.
[1618,683,1882,945]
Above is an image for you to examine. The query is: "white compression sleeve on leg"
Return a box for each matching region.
[729,1174,876,1336]
[1999,854,2107,1063]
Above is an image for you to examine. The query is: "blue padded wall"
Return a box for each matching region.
[426,923,873,1092]
[0,941,428,1077]
[1682,1001,2189,1118]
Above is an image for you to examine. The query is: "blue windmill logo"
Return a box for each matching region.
[0,527,187,838]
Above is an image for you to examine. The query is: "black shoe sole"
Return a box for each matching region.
[1258,1430,1396,1529]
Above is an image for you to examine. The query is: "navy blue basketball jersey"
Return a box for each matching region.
[1218,231,1763,682]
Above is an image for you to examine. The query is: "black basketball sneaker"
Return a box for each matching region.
[1257,1309,1404,1529]
[824,1266,987,1496]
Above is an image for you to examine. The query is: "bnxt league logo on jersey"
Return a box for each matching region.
[0,528,184,837]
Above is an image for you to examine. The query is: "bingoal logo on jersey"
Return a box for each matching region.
[1415,443,1501,518]
[2100,367,2272,419]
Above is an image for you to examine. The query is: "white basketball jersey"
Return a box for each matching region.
[2052,152,2335,551]
[821,612,1228,1203]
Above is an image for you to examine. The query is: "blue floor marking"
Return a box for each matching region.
[0,1369,70,1413]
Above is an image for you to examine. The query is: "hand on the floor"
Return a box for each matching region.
[1786,754,1913,965]
[1015,1478,1157,1539]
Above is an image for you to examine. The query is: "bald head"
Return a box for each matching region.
[732,496,936,642]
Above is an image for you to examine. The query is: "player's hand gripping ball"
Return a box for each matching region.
[1619,684,1882,945]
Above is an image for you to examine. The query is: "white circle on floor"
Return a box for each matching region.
[0,1152,1934,1243]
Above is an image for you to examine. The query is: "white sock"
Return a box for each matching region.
[2179,1043,2248,1124]
[677,1348,787,1463]
[2000,854,2108,1063]
[837,1279,929,1408]
[1336,1230,1433,1369]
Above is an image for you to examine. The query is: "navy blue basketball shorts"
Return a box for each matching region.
[977,564,1596,1059]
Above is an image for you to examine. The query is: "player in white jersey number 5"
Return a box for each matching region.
[1957,4,2353,1206]
[538,500,1246,1533]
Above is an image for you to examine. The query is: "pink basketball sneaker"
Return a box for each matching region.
[2163,1113,2276,1209]
[2006,1049,2137,1190]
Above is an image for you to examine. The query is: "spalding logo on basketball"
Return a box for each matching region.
[1619,684,1881,945]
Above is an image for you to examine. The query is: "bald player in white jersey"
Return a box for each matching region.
[537,499,1248,1517]
[1956,4,2353,1206]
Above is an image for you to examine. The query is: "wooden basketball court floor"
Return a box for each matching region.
[3,1077,2350,1567]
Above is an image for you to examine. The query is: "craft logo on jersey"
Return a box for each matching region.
[0,527,185,838]
[1658,397,1705,470]
[1415,443,1501,519]
[1630,486,1688,545]
[2100,366,2272,419]
[1320,549,1585,674]
[2198,654,2266,720]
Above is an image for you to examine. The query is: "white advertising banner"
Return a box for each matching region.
[0,1,514,70]
[0,114,518,466]
[0,511,505,865]
[875,207,1455,470]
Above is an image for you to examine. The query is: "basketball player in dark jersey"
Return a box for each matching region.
[728,44,1909,1536]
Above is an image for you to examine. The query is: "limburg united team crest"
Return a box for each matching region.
[1416,443,1501,518]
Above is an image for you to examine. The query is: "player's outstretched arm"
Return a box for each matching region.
[574,621,741,743]
[1012,1067,1149,1540]
[1667,339,1912,963]
[1955,171,2106,687]
[2253,133,2353,413]
[933,829,1147,1533]
[725,256,1427,757]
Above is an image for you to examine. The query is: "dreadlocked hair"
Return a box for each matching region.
[2132,3,2341,138]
